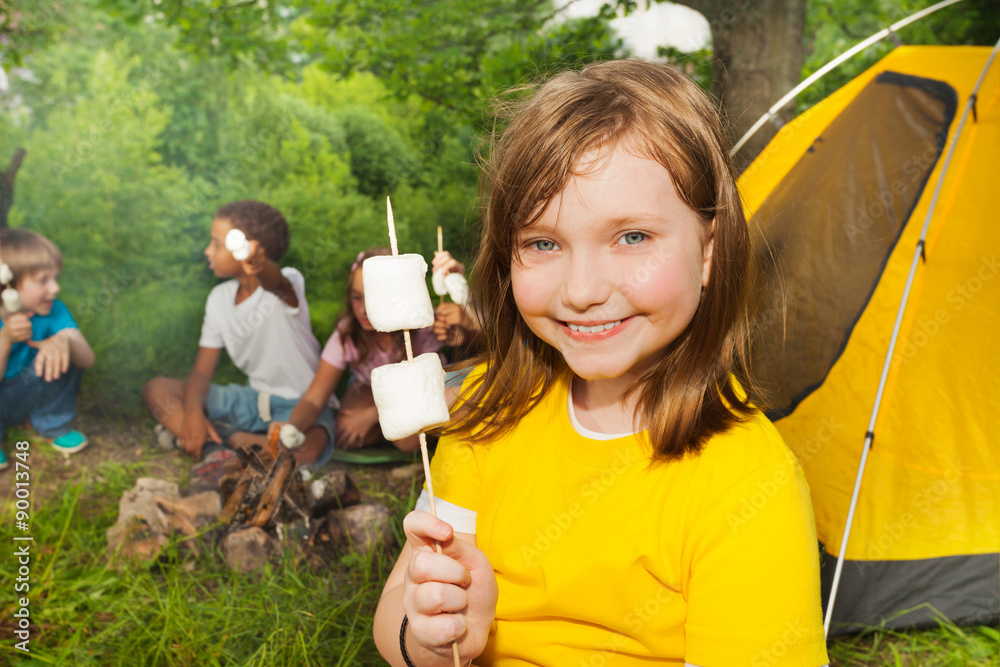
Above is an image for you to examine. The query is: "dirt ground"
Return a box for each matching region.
[0,411,423,519]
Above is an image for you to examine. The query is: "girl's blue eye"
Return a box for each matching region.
[532,239,557,252]
[621,232,646,245]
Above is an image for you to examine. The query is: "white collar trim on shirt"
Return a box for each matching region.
[566,379,640,441]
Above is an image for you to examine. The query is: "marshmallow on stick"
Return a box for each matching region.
[1,288,20,313]
[363,255,435,331]
[367,197,461,667]
[225,228,252,261]
[0,262,19,312]
[371,353,450,440]
[432,228,470,306]
[279,423,306,449]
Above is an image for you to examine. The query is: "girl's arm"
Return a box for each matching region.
[269,360,343,438]
[374,511,497,666]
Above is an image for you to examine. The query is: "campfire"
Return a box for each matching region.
[106,441,398,571]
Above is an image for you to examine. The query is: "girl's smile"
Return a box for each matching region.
[563,317,627,338]
[511,142,713,390]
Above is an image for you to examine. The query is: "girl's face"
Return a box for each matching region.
[349,268,374,331]
[511,143,713,387]
[16,269,61,316]
[204,217,242,278]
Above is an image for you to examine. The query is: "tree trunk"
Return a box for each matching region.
[1,148,26,228]
[678,0,807,171]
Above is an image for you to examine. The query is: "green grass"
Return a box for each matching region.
[1,457,996,666]
[0,457,406,666]
[829,620,999,666]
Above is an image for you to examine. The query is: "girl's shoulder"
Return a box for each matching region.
[679,410,806,504]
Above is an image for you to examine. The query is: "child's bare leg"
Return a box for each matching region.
[229,427,329,465]
[142,377,187,437]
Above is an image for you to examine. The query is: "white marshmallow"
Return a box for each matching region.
[444,272,469,307]
[0,262,12,285]
[225,228,252,261]
[2,287,20,313]
[370,353,450,440]
[432,269,449,296]
[279,423,306,449]
[362,255,435,331]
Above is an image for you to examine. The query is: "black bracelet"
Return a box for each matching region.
[399,615,418,667]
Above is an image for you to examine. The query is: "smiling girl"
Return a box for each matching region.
[373,60,829,666]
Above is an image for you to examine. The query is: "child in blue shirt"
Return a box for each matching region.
[0,229,95,470]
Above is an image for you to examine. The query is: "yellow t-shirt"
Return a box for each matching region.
[427,369,829,666]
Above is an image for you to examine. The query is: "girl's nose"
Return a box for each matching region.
[562,251,612,312]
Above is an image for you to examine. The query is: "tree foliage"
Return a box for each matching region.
[1,3,482,414]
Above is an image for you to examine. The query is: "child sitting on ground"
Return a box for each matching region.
[263,247,444,455]
[373,60,828,666]
[0,229,95,469]
[142,201,334,474]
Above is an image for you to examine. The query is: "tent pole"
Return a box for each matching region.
[730,0,965,157]
[823,38,1000,637]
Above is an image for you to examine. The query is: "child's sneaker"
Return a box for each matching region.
[153,423,179,451]
[0,449,8,471]
[50,430,89,455]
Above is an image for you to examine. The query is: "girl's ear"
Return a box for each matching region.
[701,219,715,288]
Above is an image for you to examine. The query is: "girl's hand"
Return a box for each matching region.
[240,240,268,276]
[180,410,221,459]
[432,251,465,277]
[434,303,469,346]
[335,405,379,449]
[0,312,33,346]
[402,511,497,662]
[28,331,71,381]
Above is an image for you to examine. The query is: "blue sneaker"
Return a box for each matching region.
[0,448,8,471]
[51,430,89,455]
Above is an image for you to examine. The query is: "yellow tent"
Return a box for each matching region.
[739,45,999,633]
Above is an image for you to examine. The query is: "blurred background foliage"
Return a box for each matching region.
[0,0,991,418]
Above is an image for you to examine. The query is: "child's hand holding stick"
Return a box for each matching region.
[400,511,497,664]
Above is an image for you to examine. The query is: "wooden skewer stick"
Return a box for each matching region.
[386,198,462,667]
[437,225,444,307]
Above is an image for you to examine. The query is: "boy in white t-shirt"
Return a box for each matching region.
[143,201,335,478]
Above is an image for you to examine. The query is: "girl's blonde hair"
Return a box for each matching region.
[0,229,63,288]
[448,59,758,461]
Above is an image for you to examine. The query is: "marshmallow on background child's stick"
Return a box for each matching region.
[225,228,252,261]
[362,254,435,331]
[370,352,450,441]
[432,269,449,296]
[0,262,12,285]
[2,288,21,313]
[443,272,469,307]
[279,423,306,449]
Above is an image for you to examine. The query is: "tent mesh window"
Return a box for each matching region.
[752,72,957,419]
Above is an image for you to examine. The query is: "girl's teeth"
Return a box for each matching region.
[569,320,622,334]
